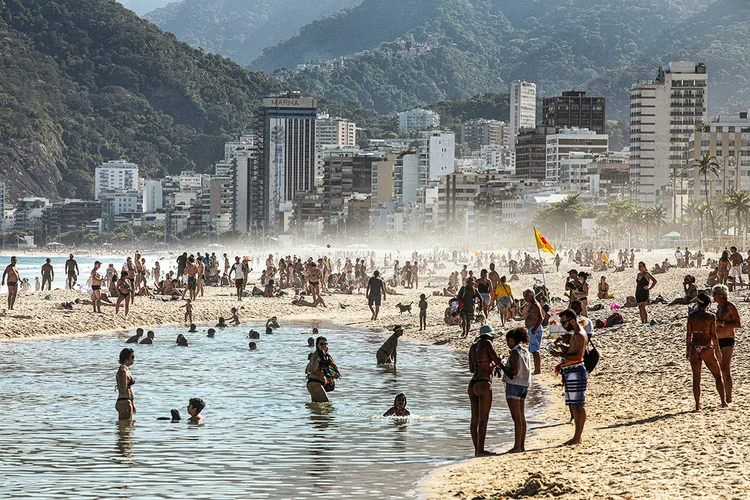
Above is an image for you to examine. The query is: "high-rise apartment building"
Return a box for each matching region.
[545,128,608,182]
[232,146,262,234]
[630,62,708,207]
[460,119,510,151]
[398,108,440,133]
[515,127,555,180]
[687,110,750,202]
[510,81,537,150]
[543,91,606,134]
[94,160,139,200]
[260,92,317,230]
[418,130,455,190]
[316,115,357,147]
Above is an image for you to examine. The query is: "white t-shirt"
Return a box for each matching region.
[578,315,594,336]
[231,263,243,279]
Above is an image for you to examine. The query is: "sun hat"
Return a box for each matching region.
[479,325,495,338]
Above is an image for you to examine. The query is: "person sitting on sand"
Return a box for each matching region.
[187,398,205,424]
[706,267,720,287]
[176,334,189,347]
[126,328,144,343]
[468,325,503,456]
[594,312,625,329]
[140,331,155,344]
[216,317,227,328]
[496,327,531,453]
[383,393,410,417]
[669,275,699,306]
[597,276,613,299]
[687,293,727,410]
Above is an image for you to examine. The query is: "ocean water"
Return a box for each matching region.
[0,323,543,499]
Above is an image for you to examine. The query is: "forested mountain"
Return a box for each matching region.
[247,0,749,116]
[0,0,283,202]
[145,0,362,65]
[119,0,173,16]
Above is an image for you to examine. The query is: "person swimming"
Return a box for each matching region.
[248,342,257,350]
[216,317,227,328]
[188,324,198,333]
[248,330,260,339]
[383,393,410,417]
[307,337,315,347]
[157,409,182,422]
[207,328,216,338]
[126,328,143,343]
[176,334,189,347]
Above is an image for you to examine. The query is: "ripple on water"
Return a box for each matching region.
[0,323,543,499]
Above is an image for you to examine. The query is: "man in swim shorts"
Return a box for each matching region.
[65,254,79,290]
[376,325,403,365]
[523,289,543,374]
[41,258,54,291]
[229,256,245,300]
[366,270,386,320]
[90,261,104,313]
[554,308,589,446]
[2,256,21,310]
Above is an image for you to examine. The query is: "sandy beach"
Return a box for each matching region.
[2,248,748,499]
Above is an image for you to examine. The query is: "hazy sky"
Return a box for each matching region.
[119,0,176,16]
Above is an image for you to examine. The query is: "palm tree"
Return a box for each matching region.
[695,151,721,237]
[724,190,750,237]
[650,205,667,236]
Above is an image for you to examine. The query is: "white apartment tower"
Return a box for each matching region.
[398,108,440,133]
[630,62,708,207]
[315,115,357,147]
[510,81,537,150]
[418,131,455,189]
[545,128,609,182]
[94,160,139,200]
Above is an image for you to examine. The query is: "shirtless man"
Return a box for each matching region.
[2,256,21,310]
[65,254,79,290]
[376,325,403,364]
[90,261,104,313]
[714,285,741,403]
[41,258,54,291]
[523,289,543,374]
[366,270,387,320]
[729,246,744,289]
[134,251,144,290]
[468,324,502,456]
[196,255,206,298]
[184,256,199,302]
[552,309,589,445]
[488,263,500,301]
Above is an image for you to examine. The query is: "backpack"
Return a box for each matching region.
[583,340,600,373]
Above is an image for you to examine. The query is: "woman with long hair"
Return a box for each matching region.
[305,336,341,403]
[115,273,132,317]
[116,348,136,421]
[635,262,657,324]
[718,250,730,285]
[686,293,726,410]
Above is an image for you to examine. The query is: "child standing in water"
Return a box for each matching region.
[419,294,428,331]
[384,393,410,417]
[498,327,531,453]
[182,299,193,325]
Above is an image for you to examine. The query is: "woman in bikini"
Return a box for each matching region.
[597,276,611,299]
[635,262,657,324]
[116,348,136,421]
[468,325,502,456]
[718,250,730,285]
[305,336,340,403]
[686,293,726,410]
[115,273,132,317]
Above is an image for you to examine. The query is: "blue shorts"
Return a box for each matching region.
[562,364,589,407]
[505,383,528,400]
[528,325,543,353]
[498,296,513,308]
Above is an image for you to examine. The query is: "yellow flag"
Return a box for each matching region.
[474,251,482,257]
[534,227,555,255]
[603,252,610,265]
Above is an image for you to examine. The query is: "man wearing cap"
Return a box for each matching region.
[376,325,404,365]
[552,309,589,445]
[65,253,79,290]
[90,261,104,313]
[468,324,503,456]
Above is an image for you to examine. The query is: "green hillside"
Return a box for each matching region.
[0,0,284,201]
[145,0,361,65]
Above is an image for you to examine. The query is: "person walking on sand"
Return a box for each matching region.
[2,256,20,310]
[116,348,136,422]
[115,272,132,317]
[468,324,503,457]
[419,294,428,331]
[65,254,79,290]
[41,258,54,291]
[305,336,340,403]
[552,309,589,445]
[90,261,104,313]
[477,269,492,322]
[366,270,386,320]
[497,327,531,453]
[729,246,744,289]
[376,325,404,365]
[458,277,481,338]
[686,293,727,410]
[714,285,741,403]
[495,276,514,326]
[229,256,244,300]
[636,262,657,324]
[523,289,544,375]
[184,256,199,302]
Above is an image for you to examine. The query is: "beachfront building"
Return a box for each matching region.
[515,127,555,180]
[460,119,510,151]
[559,152,596,193]
[259,92,318,232]
[543,90,606,135]
[687,110,750,202]
[94,160,139,200]
[371,155,396,204]
[398,108,440,133]
[393,151,420,205]
[418,130,455,190]
[545,128,608,182]
[589,149,631,201]
[143,180,163,214]
[510,81,537,150]
[0,181,6,231]
[316,115,357,148]
[232,145,262,234]
[13,197,50,231]
[41,199,102,239]
[100,191,142,232]
[630,61,708,210]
